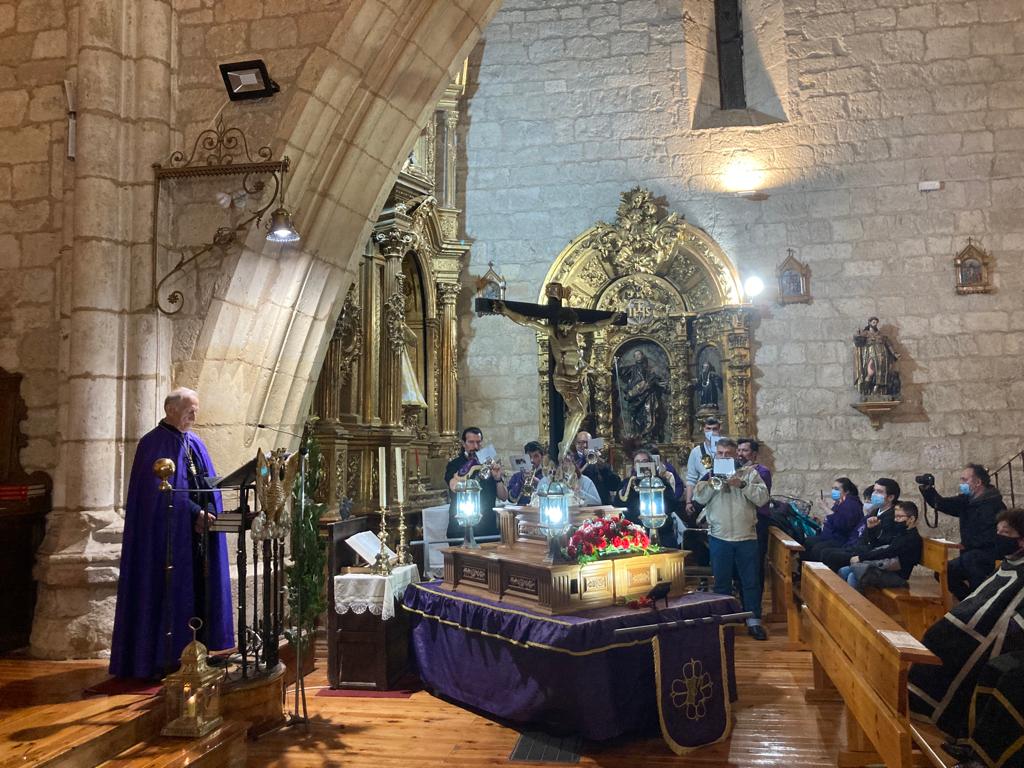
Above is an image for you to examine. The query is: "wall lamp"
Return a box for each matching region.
[219,59,280,101]
[152,117,300,315]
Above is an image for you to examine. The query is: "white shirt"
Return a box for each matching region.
[686,442,714,486]
[536,475,602,506]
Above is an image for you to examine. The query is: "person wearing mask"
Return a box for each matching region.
[920,464,1011,600]
[804,477,863,559]
[618,448,679,547]
[837,501,923,592]
[507,441,545,505]
[685,417,722,519]
[693,438,771,640]
[908,508,1024,761]
[812,478,901,572]
[444,427,508,537]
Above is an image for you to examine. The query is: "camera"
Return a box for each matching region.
[914,473,935,487]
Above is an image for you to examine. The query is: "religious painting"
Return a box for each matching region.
[475,261,506,300]
[954,240,992,295]
[776,249,811,305]
[695,346,724,412]
[612,339,671,444]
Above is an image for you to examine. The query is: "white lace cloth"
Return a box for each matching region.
[333,564,420,621]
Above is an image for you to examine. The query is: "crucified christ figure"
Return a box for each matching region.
[490,297,626,460]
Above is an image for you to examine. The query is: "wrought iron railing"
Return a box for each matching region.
[992,449,1024,508]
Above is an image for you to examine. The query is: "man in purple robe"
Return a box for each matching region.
[109,388,234,679]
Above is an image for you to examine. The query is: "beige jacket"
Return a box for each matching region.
[693,466,770,542]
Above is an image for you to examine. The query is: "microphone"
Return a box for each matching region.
[248,423,308,454]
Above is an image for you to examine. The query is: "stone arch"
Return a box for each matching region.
[184,0,502,466]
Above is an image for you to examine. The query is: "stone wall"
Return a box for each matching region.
[459,0,1024,520]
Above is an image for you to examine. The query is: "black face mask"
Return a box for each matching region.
[894,520,909,530]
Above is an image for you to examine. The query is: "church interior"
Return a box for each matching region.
[2,0,1024,766]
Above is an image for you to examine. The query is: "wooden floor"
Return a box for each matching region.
[0,620,847,767]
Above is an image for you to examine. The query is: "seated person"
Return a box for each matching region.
[810,478,901,572]
[837,501,922,592]
[536,460,602,507]
[920,464,1015,601]
[507,440,545,504]
[804,477,863,557]
[908,508,1024,748]
[693,437,771,640]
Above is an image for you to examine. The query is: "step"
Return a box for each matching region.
[98,720,249,768]
[0,695,163,768]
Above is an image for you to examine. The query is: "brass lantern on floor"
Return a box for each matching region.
[454,476,482,549]
[638,475,667,547]
[161,618,225,738]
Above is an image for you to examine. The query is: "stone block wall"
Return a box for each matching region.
[0,0,69,476]
[459,0,1024,518]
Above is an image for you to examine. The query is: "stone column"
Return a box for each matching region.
[375,230,414,427]
[31,0,174,658]
[437,282,460,437]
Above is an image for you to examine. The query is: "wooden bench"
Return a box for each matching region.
[863,537,959,641]
[800,561,956,767]
[766,526,804,642]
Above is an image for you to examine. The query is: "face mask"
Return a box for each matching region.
[959,482,971,496]
[894,520,908,530]
[870,493,885,507]
[830,489,841,501]
[704,431,717,444]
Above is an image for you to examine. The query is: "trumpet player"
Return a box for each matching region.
[693,437,770,641]
[507,441,546,504]
[444,427,508,538]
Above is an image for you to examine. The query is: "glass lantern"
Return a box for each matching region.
[454,476,482,549]
[161,618,225,738]
[538,479,572,563]
[638,475,667,547]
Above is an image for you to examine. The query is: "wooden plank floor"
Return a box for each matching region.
[249,619,846,767]
[0,620,847,767]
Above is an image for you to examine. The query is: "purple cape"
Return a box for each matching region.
[109,424,233,678]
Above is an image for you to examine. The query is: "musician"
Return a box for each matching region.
[685,417,722,517]
[445,427,507,537]
[618,448,681,547]
[693,437,770,640]
[507,441,546,504]
[572,431,590,469]
[109,388,234,679]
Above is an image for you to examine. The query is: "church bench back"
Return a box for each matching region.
[766,526,803,642]
[801,561,941,767]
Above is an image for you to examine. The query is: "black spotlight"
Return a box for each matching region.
[219,60,280,101]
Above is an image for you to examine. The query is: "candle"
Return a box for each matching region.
[378,446,387,507]
[395,447,405,504]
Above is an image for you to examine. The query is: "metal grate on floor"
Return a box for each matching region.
[508,730,582,764]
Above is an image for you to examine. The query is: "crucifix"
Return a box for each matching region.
[476,283,627,460]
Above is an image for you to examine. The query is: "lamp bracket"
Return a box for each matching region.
[152,117,291,315]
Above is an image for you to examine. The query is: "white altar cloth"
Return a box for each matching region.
[333,564,419,621]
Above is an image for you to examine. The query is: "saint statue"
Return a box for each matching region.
[617,349,668,442]
[698,361,723,408]
[491,300,625,459]
[854,316,901,399]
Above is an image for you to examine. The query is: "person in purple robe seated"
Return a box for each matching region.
[109,387,234,680]
[803,477,864,561]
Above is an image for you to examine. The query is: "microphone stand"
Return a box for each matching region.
[250,422,310,731]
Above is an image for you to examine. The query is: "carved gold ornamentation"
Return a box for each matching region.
[954,238,993,295]
[336,283,362,388]
[375,229,417,258]
[385,273,407,353]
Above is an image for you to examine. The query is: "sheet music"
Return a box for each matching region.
[713,458,736,477]
[477,444,498,464]
[589,437,605,451]
[509,454,530,472]
[346,530,397,566]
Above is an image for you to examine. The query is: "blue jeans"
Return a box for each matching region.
[709,536,762,619]
[838,565,858,589]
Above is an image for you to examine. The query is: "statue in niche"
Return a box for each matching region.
[854,316,901,400]
[697,360,724,409]
[615,344,669,443]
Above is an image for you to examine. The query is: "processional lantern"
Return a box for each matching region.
[454,476,482,549]
[161,618,225,738]
[638,475,667,547]
[538,478,572,564]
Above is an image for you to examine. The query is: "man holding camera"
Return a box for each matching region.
[693,437,770,640]
[918,464,1010,600]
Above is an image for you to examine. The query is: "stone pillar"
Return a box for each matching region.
[375,230,414,427]
[437,282,460,437]
[31,0,174,658]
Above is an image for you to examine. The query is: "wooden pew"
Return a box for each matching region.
[766,526,804,642]
[863,537,959,641]
[800,561,955,768]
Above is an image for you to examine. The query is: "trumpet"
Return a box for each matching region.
[585,447,604,465]
[466,457,497,479]
[708,475,726,491]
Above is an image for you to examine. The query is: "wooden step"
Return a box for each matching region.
[0,695,163,768]
[98,721,248,768]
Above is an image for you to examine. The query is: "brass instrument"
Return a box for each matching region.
[586,447,603,465]
[707,475,725,491]
[465,457,497,479]
[521,467,539,499]
[700,452,714,471]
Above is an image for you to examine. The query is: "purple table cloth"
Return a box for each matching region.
[401,581,739,747]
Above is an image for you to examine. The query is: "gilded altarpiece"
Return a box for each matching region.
[537,188,754,471]
[310,70,469,517]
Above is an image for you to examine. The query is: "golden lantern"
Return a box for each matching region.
[161,618,226,738]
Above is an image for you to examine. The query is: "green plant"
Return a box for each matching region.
[285,430,327,655]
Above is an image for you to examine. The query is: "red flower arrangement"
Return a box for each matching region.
[563,514,657,564]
